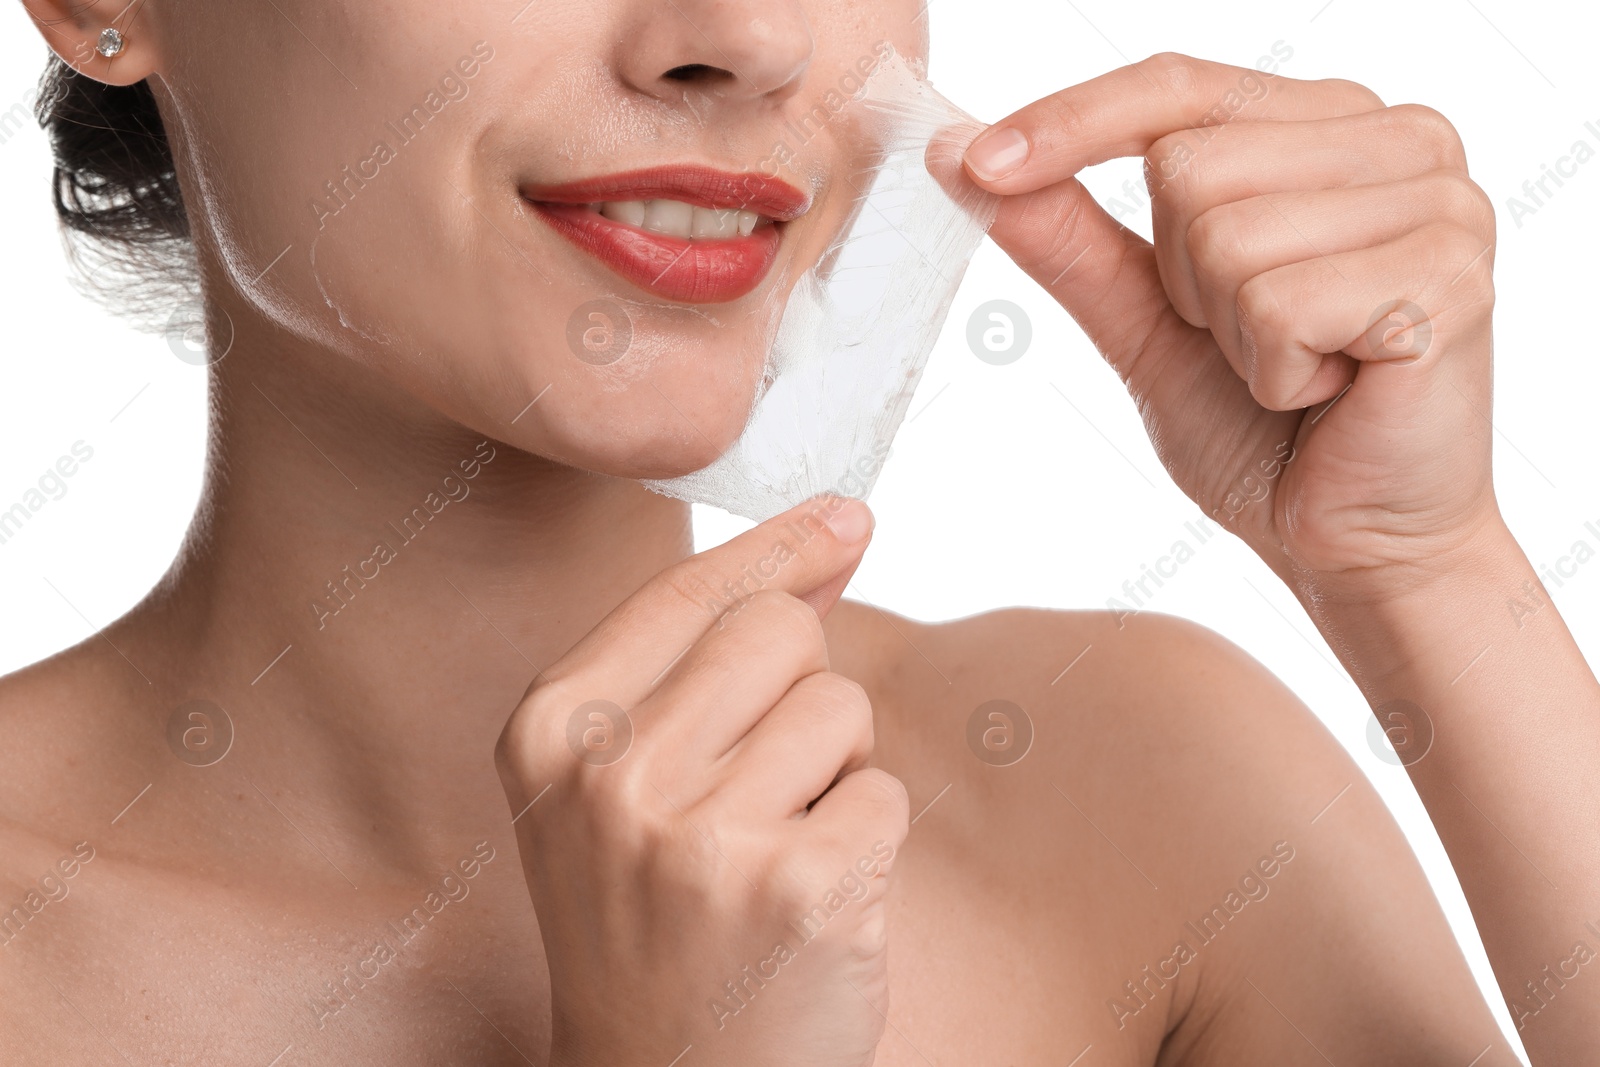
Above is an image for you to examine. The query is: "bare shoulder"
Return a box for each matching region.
[825,599,1345,823]
[0,639,159,838]
[0,637,176,974]
[825,601,1515,1064]
[0,643,153,1049]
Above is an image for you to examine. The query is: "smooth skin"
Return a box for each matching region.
[1,0,1588,1064]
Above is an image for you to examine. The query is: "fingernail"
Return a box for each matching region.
[823,498,873,544]
[965,127,1030,182]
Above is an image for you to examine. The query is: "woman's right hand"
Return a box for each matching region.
[495,496,909,1067]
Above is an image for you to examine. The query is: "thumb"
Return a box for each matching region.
[761,494,872,620]
[795,532,868,621]
[539,495,873,708]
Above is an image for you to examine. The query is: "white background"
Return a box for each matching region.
[3,0,1597,1058]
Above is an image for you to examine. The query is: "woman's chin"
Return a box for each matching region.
[526,415,749,483]
[537,370,763,481]
[609,434,746,482]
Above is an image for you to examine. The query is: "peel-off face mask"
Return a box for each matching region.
[641,50,1001,522]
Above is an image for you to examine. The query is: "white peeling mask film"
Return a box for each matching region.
[641,48,1002,522]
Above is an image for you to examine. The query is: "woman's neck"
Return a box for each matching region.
[132,316,694,861]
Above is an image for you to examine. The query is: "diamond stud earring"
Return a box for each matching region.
[96,28,125,58]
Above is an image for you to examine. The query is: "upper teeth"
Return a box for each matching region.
[594,200,765,239]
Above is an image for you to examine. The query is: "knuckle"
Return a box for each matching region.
[1145,133,1198,201]
[744,588,826,646]
[1390,102,1456,137]
[1433,220,1489,264]
[798,672,875,739]
[1235,271,1286,326]
[657,561,733,621]
[1424,223,1496,301]
[491,726,530,795]
[1236,272,1292,339]
[847,900,890,961]
[1249,371,1298,413]
[585,754,662,833]
[853,768,911,821]
[1322,77,1385,111]
[767,844,831,907]
[1142,51,1203,100]
[1185,204,1250,274]
[492,715,528,775]
[495,698,555,781]
[1386,103,1465,166]
[804,670,870,710]
[1426,169,1496,235]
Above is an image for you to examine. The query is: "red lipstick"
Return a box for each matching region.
[521,165,811,304]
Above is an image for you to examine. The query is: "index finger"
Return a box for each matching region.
[536,494,873,709]
[961,52,1386,193]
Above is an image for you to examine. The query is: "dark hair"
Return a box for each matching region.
[34,55,197,323]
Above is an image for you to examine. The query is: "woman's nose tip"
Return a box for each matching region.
[726,8,815,97]
[623,0,815,103]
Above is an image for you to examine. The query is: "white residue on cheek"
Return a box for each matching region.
[306,230,406,347]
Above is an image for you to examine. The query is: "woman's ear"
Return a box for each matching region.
[20,0,160,87]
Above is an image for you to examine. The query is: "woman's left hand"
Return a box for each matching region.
[964,53,1501,596]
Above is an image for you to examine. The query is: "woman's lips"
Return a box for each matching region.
[530,202,783,304]
[522,166,811,305]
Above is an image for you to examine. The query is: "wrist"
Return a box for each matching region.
[1286,511,1528,688]
[1288,507,1518,616]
